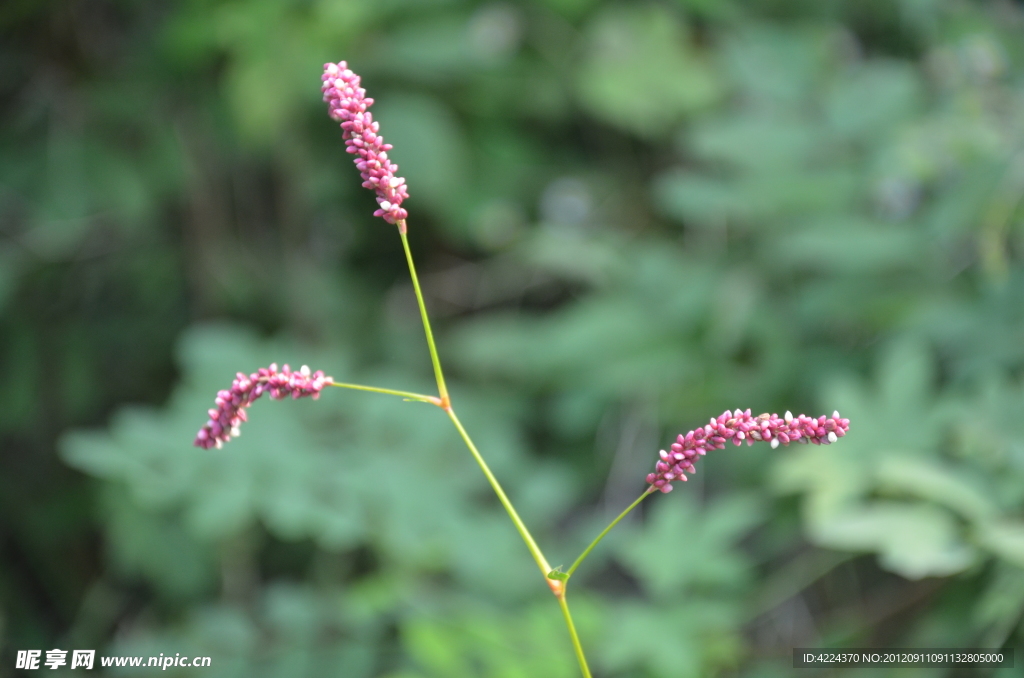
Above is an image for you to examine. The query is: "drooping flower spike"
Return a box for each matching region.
[194,364,333,449]
[322,61,409,224]
[646,409,850,493]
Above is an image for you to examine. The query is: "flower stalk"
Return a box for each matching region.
[328,382,441,406]
[398,222,449,407]
[565,487,655,579]
[558,595,592,678]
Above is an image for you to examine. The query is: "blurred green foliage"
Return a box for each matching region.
[3,0,1024,676]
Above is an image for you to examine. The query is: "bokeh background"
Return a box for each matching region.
[3,0,1024,676]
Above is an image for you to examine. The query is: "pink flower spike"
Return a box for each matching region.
[193,364,334,449]
[322,62,409,225]
[645,409,850,492]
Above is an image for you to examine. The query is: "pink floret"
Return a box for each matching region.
[194,363,333,449]
[322,61,409,224]
[646,409,850,493]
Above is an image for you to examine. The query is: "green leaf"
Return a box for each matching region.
[768,218,923,273]
[367,16,481,83]
[876,456,997,522]
[685,114,826,170]
[402,601,591,678]
[976,521,1024,569]
[825,61,923,139]
[101,486,217,599]
[721,25,834,105]
[972,563,1024,645]
[598,600,741,678]
[616,493,761,597]
[576,5,721,137]
[808,501,977,579]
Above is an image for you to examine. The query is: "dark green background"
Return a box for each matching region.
[3,0,1024,676]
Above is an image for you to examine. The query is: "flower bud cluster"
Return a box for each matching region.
[322,61,409,224]
[194,364,333,449]
[646,409,850,493]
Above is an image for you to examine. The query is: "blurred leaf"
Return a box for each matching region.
[972,563,1024,646]
[807,501,977,579]
[576,5,721,137]
[876,456,996,522]
[100,486,217,599]
[976,521,1024,570]
[401,600,596,678]
[685,114,828,170]
[825,62,923,139]
[369,16,479,83]
[0,245,22,314]
[654,167,859,226]
[767,218,924,273]
[721,25,834,106]
[616,493,761,597]
[598,599,741,678]
[109,584,376,678]
[653,172,751,225]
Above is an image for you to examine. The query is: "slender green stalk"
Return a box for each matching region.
[327,382,441,406]
[397,221,449,405]
[558,595,592,678]
[566,487,654,578]
[395,218,602,678]
[445,407,552,578]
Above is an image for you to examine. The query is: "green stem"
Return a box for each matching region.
[395,218,592,677]
[566,487,654,578]
[397,221,449,405]
[327,382,441,406]
[558,595,592,678]
[445,407,552,578]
